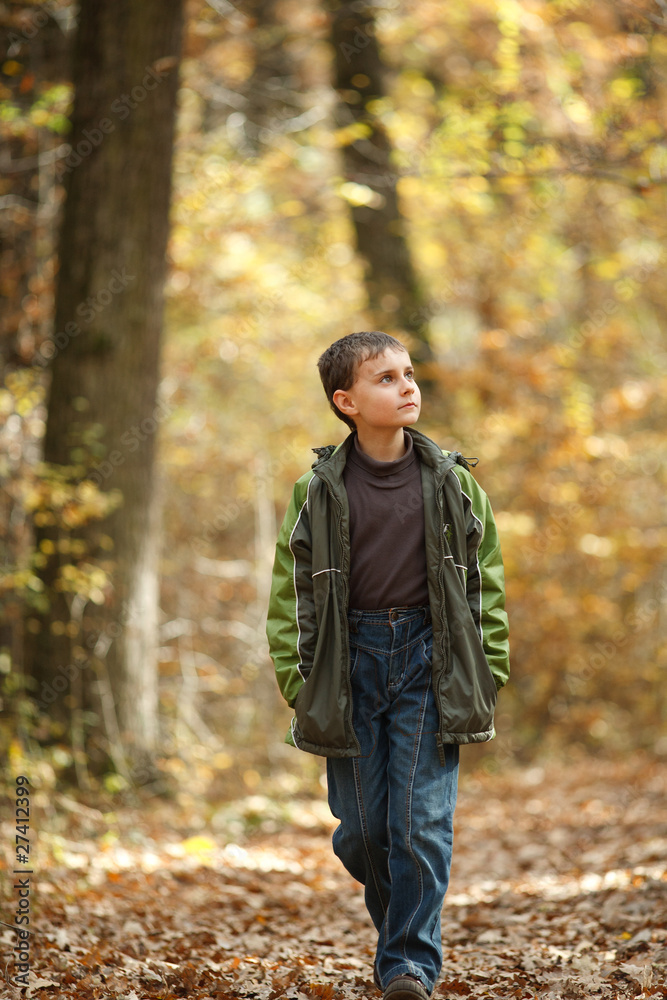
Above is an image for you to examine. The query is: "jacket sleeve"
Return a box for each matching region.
[266,474,316,708]
[476,492,510,689]
[456,469,511,690]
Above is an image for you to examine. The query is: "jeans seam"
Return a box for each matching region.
[399,674,429,966]
[349,634,431,658]
[352,757,388,921]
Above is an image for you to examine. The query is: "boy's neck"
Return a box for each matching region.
[354,427,409,463]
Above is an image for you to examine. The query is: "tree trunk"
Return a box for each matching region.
[233,0,299,154]
[328,1,432,363]
[25,0,183,766]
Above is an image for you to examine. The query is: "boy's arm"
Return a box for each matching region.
[475,491,510,690]
[454,468,510,690]
[266,474,316,708]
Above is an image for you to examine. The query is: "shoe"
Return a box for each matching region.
[383,974,430,1000]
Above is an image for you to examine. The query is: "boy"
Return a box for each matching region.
[266,332,510,1000]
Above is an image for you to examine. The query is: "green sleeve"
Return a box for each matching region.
[454,466,511,690]
[477,491,510,689]
[265,474,313,708]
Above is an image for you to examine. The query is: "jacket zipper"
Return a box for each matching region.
[321,474,360,756]
[435,472,450,766]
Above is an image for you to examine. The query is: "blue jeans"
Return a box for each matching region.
[327,606,459,994]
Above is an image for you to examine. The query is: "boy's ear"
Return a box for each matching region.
[332,388,358,418]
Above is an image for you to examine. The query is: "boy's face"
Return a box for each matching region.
[333,347,421,433]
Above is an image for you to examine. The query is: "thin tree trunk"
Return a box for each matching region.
[235,0,299,154]
[328,1,432,362]
[25,0,183,765]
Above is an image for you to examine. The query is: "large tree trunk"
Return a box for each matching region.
[25,0,184,768]
[328,1,432,363]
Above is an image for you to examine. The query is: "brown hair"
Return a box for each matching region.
[317,331,407,430]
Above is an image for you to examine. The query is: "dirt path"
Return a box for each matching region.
[2,754,666,998]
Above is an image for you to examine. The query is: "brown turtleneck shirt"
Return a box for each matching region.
[343,432,430,611]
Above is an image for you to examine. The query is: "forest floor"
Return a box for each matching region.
[1,752,666,999]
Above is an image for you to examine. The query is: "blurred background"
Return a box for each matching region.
[0,0,666,820]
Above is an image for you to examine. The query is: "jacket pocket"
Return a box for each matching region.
[293,666,350,752]
[439,624,498,738]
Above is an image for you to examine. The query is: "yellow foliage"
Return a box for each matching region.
[179,836,217,858]
[2,60,23,77]
[609,77,643,101]
[339,182,384,208]
[279,200,304,217]
[332,122,372,147]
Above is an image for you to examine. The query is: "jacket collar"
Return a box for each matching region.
[311,428,471,484]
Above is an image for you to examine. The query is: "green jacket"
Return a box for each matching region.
[266,428,510,760]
